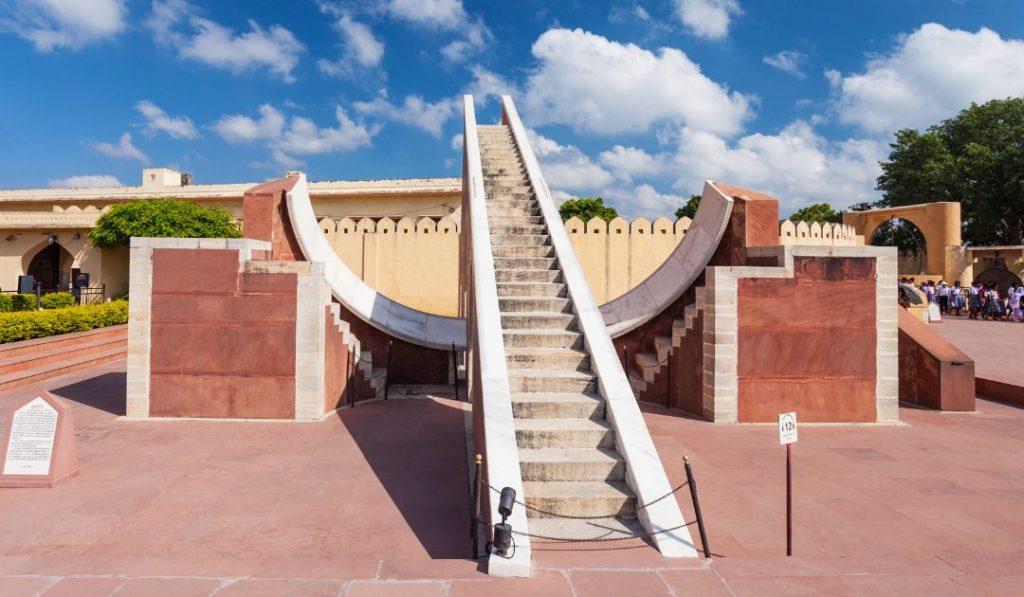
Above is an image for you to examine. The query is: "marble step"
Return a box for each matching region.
[493,256,557,270]
[515,418,615,449]
[490,225,548,237]
[519,448,625,482]
[508,370,597,394]
[496,282,567,297]
[510,391,604,419]
[522,481,636,518]
[499,296,570,312]
[526,517,644,541]
[488,215,544,226]
[491,233,550,246]
[505,347,589,371]
[492,244,554,258]
[495,269,562,284]
[503,329,582,349]
[501,312,576,331]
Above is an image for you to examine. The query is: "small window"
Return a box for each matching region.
[638,229,644,234]
[571,228,578,233]
[593,229,600,234]
[616,229,622,234]
[383,229,388,234]
[343,228,349,233]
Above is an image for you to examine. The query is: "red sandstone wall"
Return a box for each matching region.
[897,309,974,411]
[672,311,704,416]
[242,177,303,261]
[148,248,298,418]
[736,257,878,423]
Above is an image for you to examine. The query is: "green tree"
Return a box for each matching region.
[558,197,618,223]
[89,199,242,248]
[876,97,1024,245]
[674,194,701,220]
[788,203,840,223]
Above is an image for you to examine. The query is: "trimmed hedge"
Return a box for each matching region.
[11,294,35,311]
[0,300,128,343]
[0,295,11,312]
[41,292,76,310]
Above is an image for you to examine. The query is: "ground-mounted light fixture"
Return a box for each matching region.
[493,486,516,557]
[46,233,57,245]
[72,233,81,240]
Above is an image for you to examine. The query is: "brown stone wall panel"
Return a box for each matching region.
[149,374,295,419]
[151,294,296,325]
[738,280,876,330]
[897,309,975,411]
[794,257,875,282]
[738,328,876,378]
[149,323,296,377]
[151,249,240,294]
[674,312,704,416]
[744,201,781,248]
[240,272,299,295]
[738,378,876,422]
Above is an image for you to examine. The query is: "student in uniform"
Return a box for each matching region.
[949,281,965,316]
[968,282,982,319]
[937,280,950,314]
[1008,282,1023,322]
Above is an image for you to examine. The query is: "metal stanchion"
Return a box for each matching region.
[384,340,393,400]
[684,456,711,559]
[471,454,483,557]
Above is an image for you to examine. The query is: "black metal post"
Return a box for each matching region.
[684,456,711,559]
[786,443,792,557]
[451,341,459,402]
[384,340,393,400]
[35,283,41,310]
[471,454,483,557]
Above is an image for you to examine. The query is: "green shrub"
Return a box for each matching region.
[0,300,129,343]
[0,295,11,312]
[40,292,75,309]
[12,294,36,311]
[89,198,242,248]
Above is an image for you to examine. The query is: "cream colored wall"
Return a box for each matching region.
[321,216,462,316]
[565,216,690,305]
[779,221,862,246]
[0,228,119,294]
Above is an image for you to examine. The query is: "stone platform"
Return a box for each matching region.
[932,316,1024,404]
[0,361,1021,595]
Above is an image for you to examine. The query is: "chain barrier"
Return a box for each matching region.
[513,520,696,543]
[487,480,688,521]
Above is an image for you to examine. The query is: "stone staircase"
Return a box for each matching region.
[478,124,639,535]
[633,288,705,390]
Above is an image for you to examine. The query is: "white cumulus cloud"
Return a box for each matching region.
[522,28,753,136]
[673,0,741,40]
[828,23,1024,135]
[383,0,467,29]
[148,0,304,82]
[213,104,377,167]
[318,13,384,76]
[48,174,123,188]
[528,130,615,193]
[92,132,149,162]
[135,100,199,140]
[353,92,459,138]
[1,0,126,51]
[599,145,664,183]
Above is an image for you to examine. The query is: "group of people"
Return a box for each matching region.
[900,278,1024,322]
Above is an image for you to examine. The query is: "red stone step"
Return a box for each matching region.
[0,347,126,393]
[0,336,127,377]
[0,325,128,361]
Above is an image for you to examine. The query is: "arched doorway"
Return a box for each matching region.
[870,217,928,276]
[26,243,74,290]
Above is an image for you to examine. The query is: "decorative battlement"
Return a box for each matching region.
[318,215,460,235]
[779,220,860,246]
[563,215,691,237]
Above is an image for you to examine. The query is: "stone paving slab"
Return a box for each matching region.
[0,360,1021,595]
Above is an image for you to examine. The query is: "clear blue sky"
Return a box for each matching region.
[2,0,1023,217]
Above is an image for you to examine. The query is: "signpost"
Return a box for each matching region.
[778,412,797,556]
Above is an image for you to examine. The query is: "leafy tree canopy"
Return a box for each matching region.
[89,199,242,248]
[674,194,701,220]
[787,202,841,223]
[875,97,1024,245]
[558,197,619,223]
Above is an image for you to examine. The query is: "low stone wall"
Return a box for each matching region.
[897,308,975,411]
[779,220,860,246]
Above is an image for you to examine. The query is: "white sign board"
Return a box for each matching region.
[778,411,798,445]
[928,303,941,322]
[3,397,58,476]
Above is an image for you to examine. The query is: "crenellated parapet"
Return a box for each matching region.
[779,220,861,246]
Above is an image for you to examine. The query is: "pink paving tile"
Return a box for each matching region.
[568,570,672,597]
[840,574,963,596]
[214,578,344,596]
[42,576,126,596]
[0,576,58,595]
[448,571,574,597]
[113,577,224,596]
[658,569,732,596]
[725,575,855,596]
[344,580,446,597]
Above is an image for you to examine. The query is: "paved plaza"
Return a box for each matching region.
[0,360,1022,595]
[932,316,1024,387]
